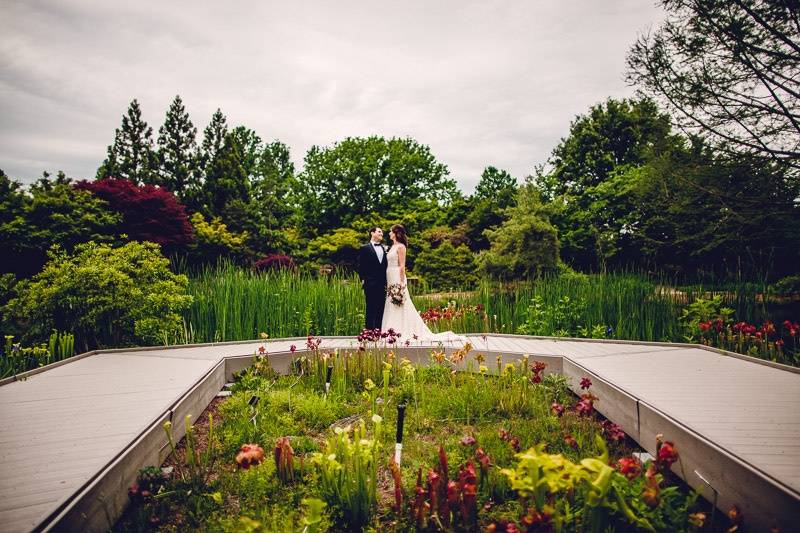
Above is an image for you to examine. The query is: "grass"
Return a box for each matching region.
[118,348,707,532]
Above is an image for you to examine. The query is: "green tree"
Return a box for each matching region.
[616,145,800,278]
[189,108,229,212]
[537,98,680,270]
[480,184,560,279]
[247,140,298,254]
[307,227,363,270]
[466,166,518,250]
[298,136,458,232]
[540,98,675,199]
[203,132,250,220]
[0,172,120,277]
[6,241,192,350]
[157,95,198,199]
[97,99,158,184]
[474,166,517,199]
[414,240,479,290]
[627,0,800,174]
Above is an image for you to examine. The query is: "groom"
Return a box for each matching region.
[357,226,388,330]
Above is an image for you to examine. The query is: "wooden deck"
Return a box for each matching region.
[1,335,798,531]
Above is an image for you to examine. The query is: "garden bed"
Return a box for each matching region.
[116,344,719,532]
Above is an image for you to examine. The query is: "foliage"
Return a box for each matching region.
[157,94,198,200]
[414,240,479,290]
[189,212,249,264]
[0,172,120,277]
[163,413,219,488]
[500,436,697,531]
[298,136,458,232]
[126,349,703,531]
[76,177,194,252]
[774,275,800,295]
[97,99,158,184]
[535,97,800,276]
[254,254,296,272]
[310,416,383,528]
[626,0,800,172]
[6,241,192,349]
[678,295,735,341]
[536,97,679,270]
[1,331,75,378]
[539,97,674,200]
[481,185,560,280]
[681,296,800,364]
[307,228,363,270]
[518,295,593,337]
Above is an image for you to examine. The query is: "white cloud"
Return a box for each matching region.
[0,0,662,192]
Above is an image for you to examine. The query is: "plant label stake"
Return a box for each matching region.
[249,395,260,426]
[325,365,333,395]
[395,403,406,466]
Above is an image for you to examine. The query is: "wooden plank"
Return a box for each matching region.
[41,413,172,533]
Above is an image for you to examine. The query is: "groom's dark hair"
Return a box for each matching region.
[368,226,380,235]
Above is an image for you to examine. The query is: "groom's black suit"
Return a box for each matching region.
[357,242,388,330]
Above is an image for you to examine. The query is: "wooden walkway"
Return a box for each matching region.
[0,335,798,531]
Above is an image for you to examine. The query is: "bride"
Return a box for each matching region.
[381,224,467,344]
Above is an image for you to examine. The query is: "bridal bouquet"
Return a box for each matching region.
[386,283,405,306]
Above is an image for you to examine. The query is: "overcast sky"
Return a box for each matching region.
[1,1,663,192]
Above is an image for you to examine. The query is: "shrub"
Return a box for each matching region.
[307,227,363,270]
[414,240,479,290]
[480,213,560,280]
[254,254,296,272]
[76,177,193,251]
[6,241,192,349]
[189,212,249,264]
[774,275,800,295]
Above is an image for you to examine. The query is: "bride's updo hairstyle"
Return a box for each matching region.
[391,224,409,246]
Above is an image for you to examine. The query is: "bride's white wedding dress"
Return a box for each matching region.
[381,245,468,344]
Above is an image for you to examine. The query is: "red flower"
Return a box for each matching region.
[580,377,592,390]
[616,456,642,479]
[521,507,552,528]
[550,401,565,417]
[460,435,477,446]
[601,420,626,442]
[656,440,679,470]
[289,344,296,353]
[698,321,711,332]
[575,394,595,417]
[236,443,265,469]
[475,447,491,472]
[530,361,547,384]
[564,434,578,450]
[258,346,266,354]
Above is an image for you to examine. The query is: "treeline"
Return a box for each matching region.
[2,93,799,287]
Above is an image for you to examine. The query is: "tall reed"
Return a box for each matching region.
[183,265,775,345]
[185,264,364,342]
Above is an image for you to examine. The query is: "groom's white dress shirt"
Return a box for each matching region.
[372,242,384,263]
